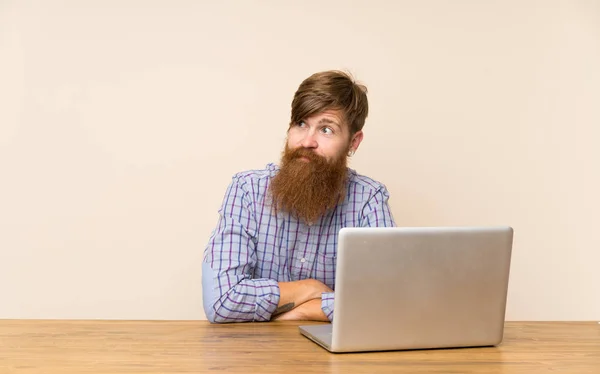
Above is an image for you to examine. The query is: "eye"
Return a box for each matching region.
[297,120,307,128]
[321,126,334,135]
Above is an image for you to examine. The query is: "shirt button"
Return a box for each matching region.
[300,258,306,263]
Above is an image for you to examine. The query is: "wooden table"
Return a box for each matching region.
[0,320,599,373]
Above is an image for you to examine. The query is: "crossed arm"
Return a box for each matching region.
[201,258,333,322]
[271,280,333,321]
[202,230,333,322]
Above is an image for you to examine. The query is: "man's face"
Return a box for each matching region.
[286,110,360,163]
[269,110,363,224]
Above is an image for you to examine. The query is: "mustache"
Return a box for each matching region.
[286,147,325,163]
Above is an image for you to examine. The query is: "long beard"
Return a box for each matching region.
[269,145,348,224]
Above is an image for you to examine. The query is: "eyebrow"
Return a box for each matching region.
[318,118,342,131]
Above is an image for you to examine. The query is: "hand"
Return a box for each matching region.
[273,299,329,321]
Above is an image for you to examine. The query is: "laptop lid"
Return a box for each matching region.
[320,226,513,353]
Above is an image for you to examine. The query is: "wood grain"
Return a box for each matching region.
[0,320,599,373]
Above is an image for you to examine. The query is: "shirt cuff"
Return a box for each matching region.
[321,292,335,322]
[254,279,281,321]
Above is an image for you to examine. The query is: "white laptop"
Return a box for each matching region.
[299,226,514,353]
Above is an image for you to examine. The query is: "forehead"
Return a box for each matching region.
[306,110,347,131]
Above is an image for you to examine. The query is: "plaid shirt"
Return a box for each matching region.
[202,163,395,323]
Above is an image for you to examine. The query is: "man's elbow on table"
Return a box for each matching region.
[202,297,245,323]
[203,305,218,323]
[202,262,224,323]
[203,304,232,324]
[202,263,237,323]
[201,263,277,323]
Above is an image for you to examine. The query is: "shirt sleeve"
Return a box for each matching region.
[321,292,335,321]
[361,185,396,228]
[321,184,396,322]
[202,177,280,323]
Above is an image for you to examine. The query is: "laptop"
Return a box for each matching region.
[299,226,513,353]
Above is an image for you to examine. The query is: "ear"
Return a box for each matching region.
[349,131,364,153]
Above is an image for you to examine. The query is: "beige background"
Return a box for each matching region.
[1,0,598,320]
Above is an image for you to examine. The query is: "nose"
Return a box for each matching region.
[300,130,318,149]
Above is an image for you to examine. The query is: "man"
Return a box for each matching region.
[202,70,395,323]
